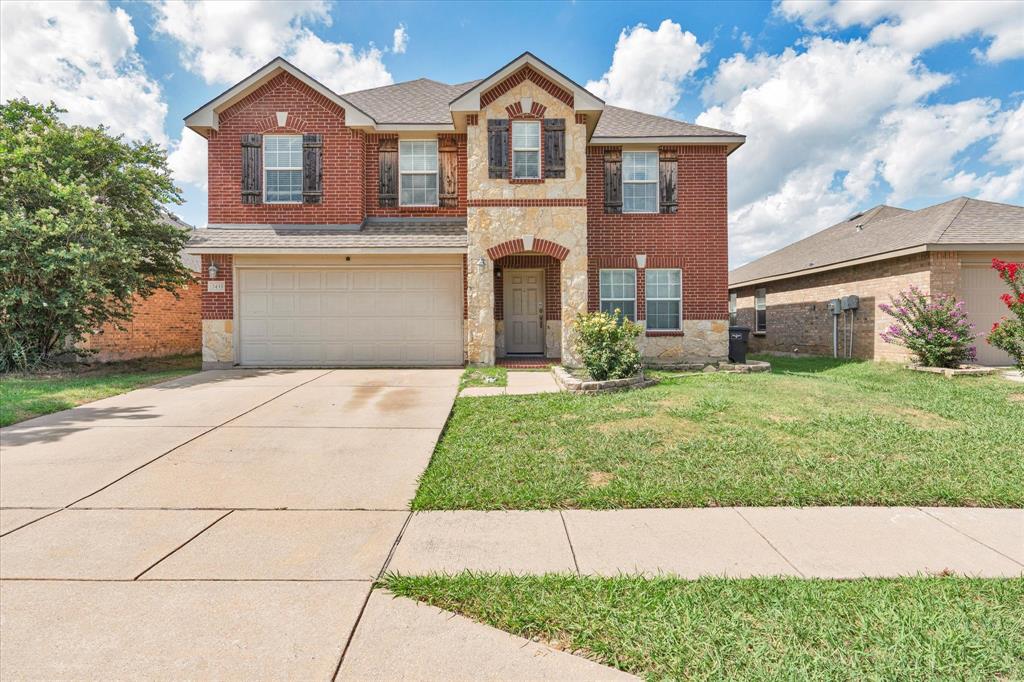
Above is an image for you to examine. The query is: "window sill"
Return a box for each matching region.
[645,330,683,337]
[397,204,440,209]
[263,201,303,205]
[510,178,543,184]
[753,331,767,336]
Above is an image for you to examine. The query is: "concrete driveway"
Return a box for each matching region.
[0,368,460,680]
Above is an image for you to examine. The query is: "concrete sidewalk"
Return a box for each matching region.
[460,370,561,396]
[389,507,1024,578]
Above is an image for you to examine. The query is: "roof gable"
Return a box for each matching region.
[184,57,374,133]
[449,52,604,113]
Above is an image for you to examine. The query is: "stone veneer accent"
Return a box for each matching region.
[639,320,729,365]
[202,319,234,366]
[465,77,589,365]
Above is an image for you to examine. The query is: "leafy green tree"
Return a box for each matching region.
[0,100,192,370]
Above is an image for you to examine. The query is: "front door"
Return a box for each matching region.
[504,269,545,354]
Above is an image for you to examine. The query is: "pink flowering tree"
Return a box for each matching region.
[988,258,1024,370]
[879,286,976,368]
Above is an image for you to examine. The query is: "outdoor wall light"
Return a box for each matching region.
[208,263,219,279]
[477,257,487,272]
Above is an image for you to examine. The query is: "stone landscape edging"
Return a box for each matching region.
[906,364,998,378]
[551,366,655,392]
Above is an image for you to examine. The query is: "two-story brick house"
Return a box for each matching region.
[185,53,744,368]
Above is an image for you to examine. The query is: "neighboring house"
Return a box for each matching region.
[729,197,1024,366]
[184,53,744,368]
[79,213,202,362]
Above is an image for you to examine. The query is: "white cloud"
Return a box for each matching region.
[392,24,408,54]
[778,0,1024,62]
[152,0,393,92]
[0,0,167,144]
[168,127,208,190]
[585,19,707,115]
[697,37,1016,266]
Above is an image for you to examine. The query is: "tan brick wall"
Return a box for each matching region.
[79,285,201,362]
[731,252,935,362]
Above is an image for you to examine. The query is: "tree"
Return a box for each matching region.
[988,258,1024,371]
[0,100,192,370]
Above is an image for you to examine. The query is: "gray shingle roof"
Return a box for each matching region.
[342,78,481,124]
[591,105,742,139]
[729,197,1024,286]
[186,219,467,251]
[340,79,742,140]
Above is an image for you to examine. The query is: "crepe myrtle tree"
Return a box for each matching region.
[988,258,1024,370]
[878,286,976,368]
[0,100,192,371]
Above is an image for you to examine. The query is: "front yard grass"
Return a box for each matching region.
[414,356,1023,509]
[382,574,1024,682]
[459,366,507,390]
[0,354,200,427]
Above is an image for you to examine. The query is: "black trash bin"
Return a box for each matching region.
[728,326,751,364]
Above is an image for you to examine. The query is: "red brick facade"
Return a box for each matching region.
[80,286,201,362]
[363,133,468,216]
[207,72,364,225]
[586,145,729,324]
[200,254,234,320]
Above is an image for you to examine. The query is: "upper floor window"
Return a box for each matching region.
[264,135,303,203]
[755,288,767,333]
[512,121,540,179]
[599,269,636,322]
[646,269,682,330]
[622,151,658,213]
[399,140,438,206]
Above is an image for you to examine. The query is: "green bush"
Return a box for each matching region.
[572,310,642,380]
[0,100,191,371]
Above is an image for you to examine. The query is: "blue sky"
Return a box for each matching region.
[2,0,1022,265]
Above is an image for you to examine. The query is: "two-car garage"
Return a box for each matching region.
[235,257,464,367]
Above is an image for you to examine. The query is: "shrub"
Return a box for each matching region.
[572,310,642,380]
[988,258,1024,370]
[878,287,976,368]
[0,101,191,371]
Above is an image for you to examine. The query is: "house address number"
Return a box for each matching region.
[207,280,225,293]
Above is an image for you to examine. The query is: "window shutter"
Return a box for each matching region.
[240,134,262,204]
[487,119,509,179]
[658,148,678,214]
[603,149,622,214]
[543,118,565,179]
[438,135,459,208]
[378,137,398,207]
[302,134,323,204]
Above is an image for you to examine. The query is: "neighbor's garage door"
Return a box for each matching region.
[961,261,1014,366]
[238,266,463,366]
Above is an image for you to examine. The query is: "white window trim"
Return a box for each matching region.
[755,288,767,333]
[263,134,303,204]
[399,139,439,207]
[645,268,682,331]
[599,268,637,321]
[622,150,659,214]
[511,120,541,180]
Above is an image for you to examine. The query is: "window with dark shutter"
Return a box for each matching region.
[302,134,323,204]
[603,149,622,214]
[659,148,678,214]
[378,137,398,207]
[438,135,458,207]
[543,118,565,179]
[240,134,262,204]
[487,119,509,179]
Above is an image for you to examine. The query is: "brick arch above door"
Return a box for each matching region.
[486,237,569,261]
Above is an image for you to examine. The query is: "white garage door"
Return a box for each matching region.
[961,263,1014,366]
[238,266,463,366]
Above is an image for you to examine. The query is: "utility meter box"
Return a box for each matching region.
[828,298,842,315]
[842,295,860,310]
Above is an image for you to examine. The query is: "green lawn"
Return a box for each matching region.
[383,574,1024,682]
[0,354,200,426]
[459,366,508,390]
[413,356,1023,509]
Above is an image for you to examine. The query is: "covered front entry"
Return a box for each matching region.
[503,269,545,354]
[236,257,464,367]
[493,253,562,359]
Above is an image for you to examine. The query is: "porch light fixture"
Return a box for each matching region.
[476,257,487,272]
[208,263,219,279]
